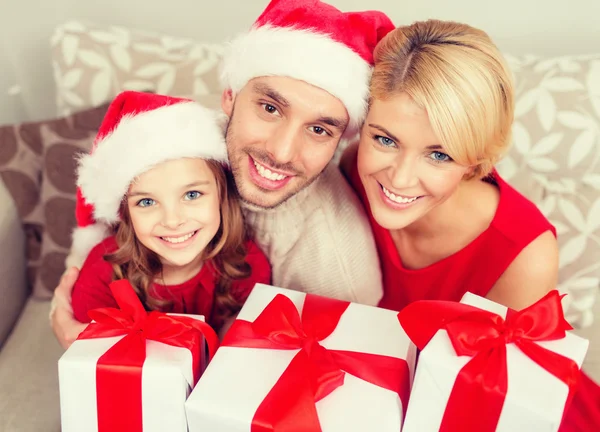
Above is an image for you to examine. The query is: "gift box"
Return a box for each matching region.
[400,291,589,432]
[58,279,219,432]
[185,284,416,432]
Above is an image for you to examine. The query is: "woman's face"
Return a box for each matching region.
[357,93,473,231]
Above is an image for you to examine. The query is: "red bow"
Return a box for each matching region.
[76,279,220,432]
[399,290,581,432]
[222,293,411,432]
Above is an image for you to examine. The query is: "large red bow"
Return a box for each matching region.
[399,290,581,432]
[222,293,411,432]
[76,279,220,432]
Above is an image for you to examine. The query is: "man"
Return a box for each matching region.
[51,0,395,347]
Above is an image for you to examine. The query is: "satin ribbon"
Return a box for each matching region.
[222,293,411,432]
[76,279,220,432]
[398,290,581,432]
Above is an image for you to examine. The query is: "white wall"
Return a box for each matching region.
[1,0,599,125]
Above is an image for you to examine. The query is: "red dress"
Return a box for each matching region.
[349,158,600,431]
[72,236,271,329]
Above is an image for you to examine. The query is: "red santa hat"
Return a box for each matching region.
[66,90,228,269]
[219,0,395,137]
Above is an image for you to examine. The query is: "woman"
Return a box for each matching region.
[342,19,598,431]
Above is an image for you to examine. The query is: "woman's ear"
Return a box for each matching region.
[462,164,479,181]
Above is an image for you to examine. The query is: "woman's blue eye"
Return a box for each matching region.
[376,135,396,147]
[430,151,452,162]
[137,198,155,207]
[185,191,202,200]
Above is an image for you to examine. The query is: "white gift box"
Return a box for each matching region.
[58,313,205,432]
[402,292,589,432]
[185,284,416,432]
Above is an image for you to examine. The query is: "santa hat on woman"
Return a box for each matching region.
[66,90,229,269]
[220,0,395,137]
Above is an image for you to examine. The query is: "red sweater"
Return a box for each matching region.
[72,236,271,328]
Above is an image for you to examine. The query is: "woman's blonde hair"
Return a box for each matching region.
[370,20,514,178]
[104,160,250,326]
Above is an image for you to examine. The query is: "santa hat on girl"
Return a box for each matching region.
[66,90,228,269]
[220,0,395,137]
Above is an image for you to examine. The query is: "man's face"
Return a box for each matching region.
[222,76,349,209]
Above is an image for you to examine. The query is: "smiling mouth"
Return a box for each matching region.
[252,158,290,181]
[381,185,422,204]
[159,230,198,244]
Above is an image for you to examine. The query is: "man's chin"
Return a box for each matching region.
[238,188,292,210]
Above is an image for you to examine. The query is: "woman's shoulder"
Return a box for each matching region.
[491,172,556,242]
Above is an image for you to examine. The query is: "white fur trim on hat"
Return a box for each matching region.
[65,223,111,269]
[220,25,372,136]
[77,102,228,223]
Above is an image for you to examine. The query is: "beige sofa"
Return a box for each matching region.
[0,21,599,432]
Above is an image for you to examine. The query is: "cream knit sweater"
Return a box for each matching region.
[242,163,383,306]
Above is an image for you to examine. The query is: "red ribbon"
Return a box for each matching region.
[222,293,411,432]
[398,290,581,432]
[76,279,220,432]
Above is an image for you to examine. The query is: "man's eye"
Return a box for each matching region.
[262,103,278,114]
[309,126,329,136]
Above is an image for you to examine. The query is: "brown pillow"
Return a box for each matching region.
[0,123,44,289]
[31,103,110,298]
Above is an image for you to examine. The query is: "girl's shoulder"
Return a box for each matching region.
[243,239,270,269]
[80,235,119,268]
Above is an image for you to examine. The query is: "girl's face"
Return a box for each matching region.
[358,93,473,231]
[127,158,221,271]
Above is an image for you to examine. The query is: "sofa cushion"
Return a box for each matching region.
[33,104,109,299]
[497,54,600,328]
[51,20,224,116]
[0,104,110,296]
[0,299,63,432]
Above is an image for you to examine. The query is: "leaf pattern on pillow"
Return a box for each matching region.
[51,20,224,116]
[497,54,600,328]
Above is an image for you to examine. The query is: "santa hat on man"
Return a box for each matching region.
[220,0,395,137]
[66,90,228,269]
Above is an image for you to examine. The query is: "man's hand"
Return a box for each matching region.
[49,267,87,349]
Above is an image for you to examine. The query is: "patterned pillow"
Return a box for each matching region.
[0,105,109,297]
[51,21,224,116]
[0,124,44,289]
[34,104,110,299]
[497,54,600,327]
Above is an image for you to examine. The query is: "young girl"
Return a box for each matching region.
[69,91,271,331]
[342,19,599,432]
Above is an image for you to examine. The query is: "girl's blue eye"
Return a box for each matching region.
[137,198,155,207]
[375,135,396,147]
[429,151,452,162]
[185,191,202,200]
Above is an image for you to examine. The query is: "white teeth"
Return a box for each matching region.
[383,187,419,204]
[253,160,287,181]
[162,231,195,244]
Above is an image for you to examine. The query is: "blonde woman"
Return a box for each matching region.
[342,20,599,430]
